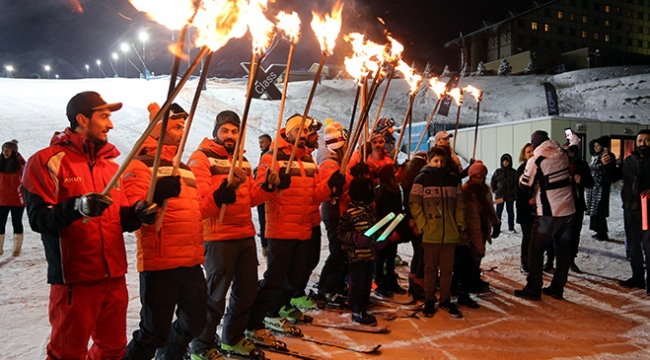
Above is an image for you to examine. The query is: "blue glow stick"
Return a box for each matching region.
[377,213,405,242]
[364,212,395,237]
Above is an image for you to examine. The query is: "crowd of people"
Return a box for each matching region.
[4,90,650,360]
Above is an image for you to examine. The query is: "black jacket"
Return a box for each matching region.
[604,151,650,211]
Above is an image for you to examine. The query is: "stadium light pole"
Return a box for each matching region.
[5,65,13,78]
[139,31,148,71]
[96,59,102,78]
[121,43,129,78]
[112,53,119,77]
[44,65,51,79]
[85,64,89,78]
[55,74,59,79]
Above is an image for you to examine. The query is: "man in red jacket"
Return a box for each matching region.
[22,91,157,360]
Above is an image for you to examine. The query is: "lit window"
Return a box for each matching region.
[570,13,576,21]
[605,5,611,13]
[532,21,538,30]
[594,32,599,40]
[544,24,550,32]
[582,16,588,23]
[582,30,588,38]
[605,34,611,42]
[558,11,564,19]
[605,20,611,27]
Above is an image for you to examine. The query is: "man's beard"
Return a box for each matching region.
[219,139,236,154]
[639,145,649,157]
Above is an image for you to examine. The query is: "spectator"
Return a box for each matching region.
[0,139,25,256]
[490,153,517,238]
[586,136,613,241]
[515,143,535,273]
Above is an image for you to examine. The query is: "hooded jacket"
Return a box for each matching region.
[22,128,141,284]
[409,166,465,245]
[520,139,576,217]
[188,137,271,241]
[462,182,499,255]
[256,129,331,240]
[0,152,25,207]
[490,153,517,201]
[122,136,204,272]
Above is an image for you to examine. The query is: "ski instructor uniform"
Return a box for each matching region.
[22,91,157,359]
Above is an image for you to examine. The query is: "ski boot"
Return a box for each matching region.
[190,348,224,360]
[279,305,313,323]
[263,316,303,337]
[351,311,377,326]
[245,328,289,350]
[221,338,266,360]
[290,290,319,309]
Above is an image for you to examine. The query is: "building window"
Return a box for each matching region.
[544,24,550,32]
[545,9,551,17]
[558,26,565,34]
[558,41,564,50]
[545,39,551,48]
[594,2,600,10]
[616,36,622,43]
[558,11,564,19]
[594,18,600,25]
[637,39,642,46]
[605,5,611,12]
[531,37,539,46]
[617,22,623,30]
[570,0,576,5]
[532,21,538,30]
[582,30,588,38]
[570,28,577,36]
[594,32,599,40]
[605,20,611,27]
[582,16,588,23]
[605,34,611,42]
[583,1,589,8]
[518,35,526,44]
[570,13,576,21]
[639,26,644,33]
[639,12,645,19]
[627,9,632,17]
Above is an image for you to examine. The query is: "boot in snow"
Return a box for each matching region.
[12,234,23,257]
[263,317,303,336]
[278,305,313,323]
[190,348,224,360]
[245,328,287,349]
[221,338,259,357]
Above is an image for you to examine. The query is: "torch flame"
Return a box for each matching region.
[395,60,422,96]
[343,32,386,85]
[245,0,275,57]
[276,11,302,44]
[464,84,483,102]
[311,1,344,56]
[428,76,447,99]
[385,35,404,62]
[129,0,199,30]
[448,87,463,106]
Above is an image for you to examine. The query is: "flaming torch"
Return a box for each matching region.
[449,87,463,150]
[464,84,483,160]
[413,76,447,153]
[392,60,422,162]
[370,34,404,135]
[282,1,344,186]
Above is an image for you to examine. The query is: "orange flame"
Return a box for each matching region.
[395,60,422,96]
[428,76,447,99]
[245,0,275,56]
[448,87,463,106]
[311,1,344,56]
[464,84,483,102]
[129,0,199,30]
[385,35,403,62]
[276,11,302,44]
[343,33,386,85]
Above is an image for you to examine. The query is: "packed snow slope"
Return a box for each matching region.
[1,67,649,359]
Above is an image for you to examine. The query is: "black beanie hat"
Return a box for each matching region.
[531,130,549,148]
[2,139,18,153]
[213,110,241,138]
[349,176,375,203]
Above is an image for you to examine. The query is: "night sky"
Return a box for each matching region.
[0,0,533,78]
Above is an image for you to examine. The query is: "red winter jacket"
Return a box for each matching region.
[257,130,331,240]
[0,154,25,207]
[188,138,271,241]
[122,137,204,272]
[22,128,139,284]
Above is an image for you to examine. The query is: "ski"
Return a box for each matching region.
[303,320,390,333]
[370,297,422,311]
[370,293,417,305]
[263,346,323,360]
[299,335,382,354]
[220,349,267,360]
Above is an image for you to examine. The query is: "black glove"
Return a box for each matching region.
[277,172,291,190]
[327,171,345,196]
[134,200,158,225]
[213,179,237,207]
[153,175,181,206]
[350,162,369,178]
[469,158,476,166]
[74,192,113,217]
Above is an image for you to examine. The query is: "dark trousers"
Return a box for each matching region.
[589,214,609,237]
[0,206,24,234]
[192,238,258,352]
[124,265,207,360]
[348,260,374,313]
[524,215,574,296]
[375,241,398,291]
[570,211,585,259]
[256,204,267,248]
[318,219,348,296]
[452,245,476,294]
[624,210,650,288]
[293,226,322,298]
[247,239,309,330]
[410,234,424,278]
[496,201,515,230]
[520,220,533,267]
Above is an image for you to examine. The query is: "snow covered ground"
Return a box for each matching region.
[1,69,650,359]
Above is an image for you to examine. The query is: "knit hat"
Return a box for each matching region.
[285,114,305,135]
[531,130,549,148]
[375,117,394,134]
[324,118,346,150]
[468,160,488,179]
[2,139,18,153]
[434,131,453,142]
[349,176,374,203]
[212,110,241,139]
[148,102,187,140]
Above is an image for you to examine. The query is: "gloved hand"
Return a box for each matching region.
[408,218,419,237]
[262,170,279,192]
[388,231,401,243]
[327,171,345,196]
[277,172,291,190]
[352,233,372,248]
[153,175,181,206]
[213,179,237,207]
[74,192,113,217]
[350,162,369,178]
[375,239,388,251]
[134,200,158,225]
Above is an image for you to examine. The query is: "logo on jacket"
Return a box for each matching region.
[64,177,83,183]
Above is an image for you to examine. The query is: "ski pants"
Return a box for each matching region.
[46,276,127,360]
[0,205,24,234]
[247,238,309,330]
[318,218,348,296]
[496,200,515,230]
[257,203,267,249]
[293,226,322,298]
[124,265,207,360]
[624,209,650,288]
[524,215,574,296]
[192,238,258,352]
[348,260,374,313]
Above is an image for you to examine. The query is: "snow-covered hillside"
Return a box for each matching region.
[1,67,649,359]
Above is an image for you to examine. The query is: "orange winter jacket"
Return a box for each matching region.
[188,138,271,241]
[257,130,331,240]
[122,137,204,272]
